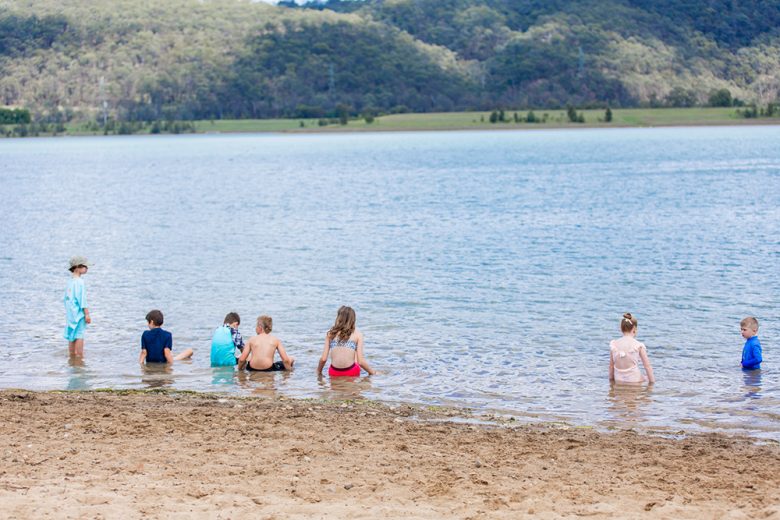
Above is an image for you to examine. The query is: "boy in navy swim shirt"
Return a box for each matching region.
[140,310,193,364]
[740,316,762,370]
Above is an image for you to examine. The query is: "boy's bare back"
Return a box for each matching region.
[246,334,280,369]
[241,332,294,371]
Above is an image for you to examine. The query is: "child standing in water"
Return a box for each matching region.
[609,313,655,384]
[317,306,376,377]
[740,316,762,370]
[64,256,91,357]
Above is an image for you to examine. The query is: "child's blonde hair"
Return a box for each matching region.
[257,315,272,333]
[740,316,759,331]
[620,312,637,333]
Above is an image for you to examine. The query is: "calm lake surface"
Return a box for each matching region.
[0,127,778,438]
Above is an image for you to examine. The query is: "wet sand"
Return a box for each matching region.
[1,390,778,519]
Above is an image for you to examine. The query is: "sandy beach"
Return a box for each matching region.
[1,390,778,519]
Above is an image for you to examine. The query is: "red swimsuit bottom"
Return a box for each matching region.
[328,363,361,377]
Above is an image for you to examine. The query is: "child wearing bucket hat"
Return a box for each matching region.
[64,255,91,357]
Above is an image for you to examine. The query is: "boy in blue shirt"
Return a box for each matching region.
[139,310,193,364]
[740,316,763,370]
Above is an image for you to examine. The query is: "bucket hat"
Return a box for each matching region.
[68,255,90,269]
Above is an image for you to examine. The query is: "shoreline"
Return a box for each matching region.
[5,118,780,141]
[208,118,780,136]
[3,108,780,139]
[2,390,779,518]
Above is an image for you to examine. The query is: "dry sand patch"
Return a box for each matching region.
[0,390,778,519]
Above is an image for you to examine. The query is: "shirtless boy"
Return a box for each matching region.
[238,315,295,371]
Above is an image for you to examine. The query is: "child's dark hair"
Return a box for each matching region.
[620,312,637,333]
[257,315,273,333]
[224,312,240,325]
[146,309,164,326]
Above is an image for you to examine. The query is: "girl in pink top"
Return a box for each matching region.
[609,313,655,384]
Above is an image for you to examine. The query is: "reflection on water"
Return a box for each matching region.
[607,383,654,425]
[212,366,238,387]
[317,374,374,400]
[141,364,175,389]
[66,356,91,391]
[236,368,295,398]
[743,369,763,400]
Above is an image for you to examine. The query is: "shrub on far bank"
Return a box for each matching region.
[665,87,698,108]
[0,107,31,124]
[708,88,733,107]
[737,102,780,118]
[567,106,585,123]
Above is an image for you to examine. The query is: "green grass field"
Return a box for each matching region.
[5,107,771,138]
[188,107,763,134]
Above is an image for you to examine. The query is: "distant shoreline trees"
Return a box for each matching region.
[0,108,31,124]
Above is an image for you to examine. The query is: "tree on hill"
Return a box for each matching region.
[0,13,71,57]
[665,87,698,107]
[708,88,733,107]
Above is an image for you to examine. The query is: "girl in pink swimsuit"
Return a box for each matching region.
[609,313,655,384]
[317,306,376,377]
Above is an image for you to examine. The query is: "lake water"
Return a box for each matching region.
[0,127,778,439]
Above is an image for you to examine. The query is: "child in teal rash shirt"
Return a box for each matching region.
[740,316,763,370]
[64,256,91,358]
[210,312,245,367]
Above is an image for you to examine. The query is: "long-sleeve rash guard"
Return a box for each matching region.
[741,336,763,370]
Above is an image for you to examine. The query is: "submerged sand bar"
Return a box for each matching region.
[1,390,778,519]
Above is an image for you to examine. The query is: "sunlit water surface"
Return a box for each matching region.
[0,127,778,438]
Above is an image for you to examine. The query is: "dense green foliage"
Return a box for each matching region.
[626,0,780,48]
[0,107,30,124]
[708,88,733,107]
[1,0,779,123]
[223,19,470,117]
[0,13,71,57]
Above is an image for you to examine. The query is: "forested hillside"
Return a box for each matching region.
[1,0,778,122]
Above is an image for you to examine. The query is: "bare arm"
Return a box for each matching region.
[237,343,250,370]
[316,336,330,374]
[139,349,147,364]
[639,345,655,384]
[608,352,615,381]
[276,340,294,370]
[164,348,174,364]
[83,308,91,324]
[355,333,376,376]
